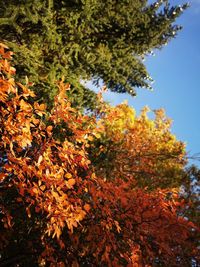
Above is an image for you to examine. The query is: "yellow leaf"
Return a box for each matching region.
[88,135,94,142]
[0,42,9,49]
[10,142,15,156]
[91,173,96,180]
[37,155,43,165]
[65,173,72,179]
[94,133,101,139]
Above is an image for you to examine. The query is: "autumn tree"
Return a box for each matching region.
[0,0,188,108]
[0,44,199,267]
[0,43,98,266]
[90,101,186,189]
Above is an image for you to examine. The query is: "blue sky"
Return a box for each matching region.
[90,0,200,165]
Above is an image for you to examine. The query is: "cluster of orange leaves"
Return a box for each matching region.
[0,44,97,250]
[0,44,199,266]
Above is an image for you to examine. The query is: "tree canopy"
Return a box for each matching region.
[0,1,198,266]
[0,44,199,267]
[0,0,188,108]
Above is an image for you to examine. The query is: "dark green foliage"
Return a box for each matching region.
[0,0,188,108]
[180,165,200,225]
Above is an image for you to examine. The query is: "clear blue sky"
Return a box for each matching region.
[90,0,200,165]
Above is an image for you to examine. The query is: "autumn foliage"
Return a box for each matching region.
[0,44,199,266]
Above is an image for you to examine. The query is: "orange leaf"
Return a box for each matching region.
[19,99,32,112]
[39,103,46,111]
[40,185,46,191]
[67,179,76,187]
[83,203,91,212]
[46,125,53,135]
[26,207,31,218]
[0,173,6,181]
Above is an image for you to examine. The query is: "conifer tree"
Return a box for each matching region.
[0,0,188,108]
